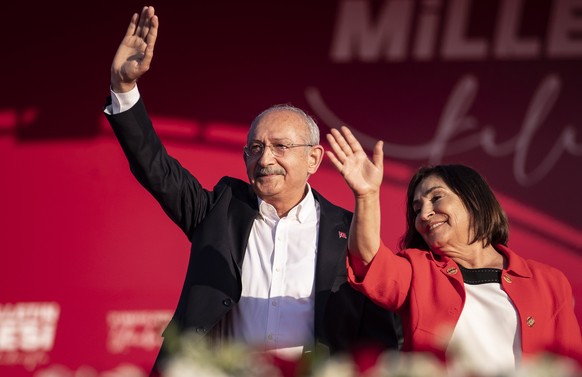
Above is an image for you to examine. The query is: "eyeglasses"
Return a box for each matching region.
[243,142,314,158]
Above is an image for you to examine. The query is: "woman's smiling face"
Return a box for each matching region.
[412,174,473,254]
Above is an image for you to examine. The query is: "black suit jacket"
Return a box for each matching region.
[105,97,401,359]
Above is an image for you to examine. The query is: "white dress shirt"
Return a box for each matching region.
[229,190,319,359]
[106,85,140,114]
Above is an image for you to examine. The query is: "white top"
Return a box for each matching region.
[447,282,522,376]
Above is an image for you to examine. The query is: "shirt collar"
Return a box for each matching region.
[257,184,315,223]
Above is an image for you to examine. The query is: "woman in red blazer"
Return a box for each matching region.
[326,126,582,376]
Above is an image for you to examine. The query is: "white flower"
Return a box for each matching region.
[513,353,581,377]
[164,358,230,377]
[312,355,358,377]
[369,351,448,377]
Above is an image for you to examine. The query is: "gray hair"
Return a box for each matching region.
[248,104,320,145]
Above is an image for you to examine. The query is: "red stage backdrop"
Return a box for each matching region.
[1,1,581,375]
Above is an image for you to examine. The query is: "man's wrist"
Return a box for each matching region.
[111,80,137,94]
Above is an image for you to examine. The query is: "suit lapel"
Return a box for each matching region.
[227,180,259,268]
[313,190,351,293]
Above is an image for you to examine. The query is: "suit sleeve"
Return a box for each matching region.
[104,97,211,239]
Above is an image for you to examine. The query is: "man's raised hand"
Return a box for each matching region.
[111,6,159,93]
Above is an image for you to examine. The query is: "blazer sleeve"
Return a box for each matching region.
[550,270,582,360]
[104,97,212,238]
[347,241,413,311]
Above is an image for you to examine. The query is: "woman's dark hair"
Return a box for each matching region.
[399,164,509,251]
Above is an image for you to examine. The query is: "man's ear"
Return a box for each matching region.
[307,145,324,174]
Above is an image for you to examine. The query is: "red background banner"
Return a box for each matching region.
[1,1,581,375]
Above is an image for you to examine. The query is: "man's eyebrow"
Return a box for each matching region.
[271,137,294,143]
[249,137,293,143]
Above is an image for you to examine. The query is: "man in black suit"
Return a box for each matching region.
[104,6,401,375]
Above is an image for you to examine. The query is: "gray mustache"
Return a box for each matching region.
[256,166,286,177]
